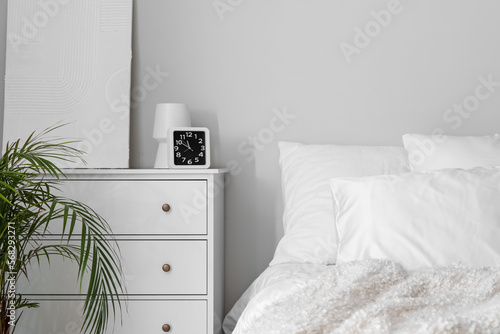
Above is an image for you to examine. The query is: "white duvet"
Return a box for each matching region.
[229,260,500,334]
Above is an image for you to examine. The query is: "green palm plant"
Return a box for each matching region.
[0,126,124,334]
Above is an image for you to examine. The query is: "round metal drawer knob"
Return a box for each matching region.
[162,204,171,212]
[162,324,171,332]
[162,264,171,272]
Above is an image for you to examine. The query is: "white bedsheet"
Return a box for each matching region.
[226,260,500,334]
[223,263,330,333]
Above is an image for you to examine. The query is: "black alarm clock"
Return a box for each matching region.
[168,127,211,168]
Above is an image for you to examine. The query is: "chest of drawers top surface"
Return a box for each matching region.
[57,168,227,178]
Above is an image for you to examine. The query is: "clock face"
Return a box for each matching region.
[172,130,207,166]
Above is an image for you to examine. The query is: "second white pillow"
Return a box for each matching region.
[331,166,500,270]
[402,133,500,172]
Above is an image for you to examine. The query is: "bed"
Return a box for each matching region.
[223,134,500,334]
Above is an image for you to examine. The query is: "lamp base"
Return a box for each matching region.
[154,141,170,168]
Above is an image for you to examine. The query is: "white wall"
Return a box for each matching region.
[2,0,500,314]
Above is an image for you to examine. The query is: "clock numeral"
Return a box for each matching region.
[199,152,204,157]
[179,135,185,140]
[195,157,200,163]
[176,152,181,158]
[201,145,205,151]
[186,132,193,138]
[187,159,192,165]
[198,138,203,144]
[174,146,179,151]
[175,140,183,145]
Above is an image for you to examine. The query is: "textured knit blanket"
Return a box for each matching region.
[234,260,500,334]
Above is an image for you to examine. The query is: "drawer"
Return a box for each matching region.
[15,299,207,334]
[18,240,207,295]
[53,180,207,235]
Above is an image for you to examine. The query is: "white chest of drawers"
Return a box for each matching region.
[16,169,226,334]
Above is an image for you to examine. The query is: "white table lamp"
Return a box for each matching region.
[153,103,191,168]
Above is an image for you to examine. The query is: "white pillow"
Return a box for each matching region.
[331,166,500,270]
[270,141,410,266]
[403,133,500,172]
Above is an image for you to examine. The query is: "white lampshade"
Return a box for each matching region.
[153,103,191,168]
[153,103,191,139]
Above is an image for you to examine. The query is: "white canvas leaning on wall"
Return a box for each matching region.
[3,0,132,168]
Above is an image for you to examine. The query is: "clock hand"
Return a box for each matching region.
[179,140,190,149]
[180,140,193,152]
